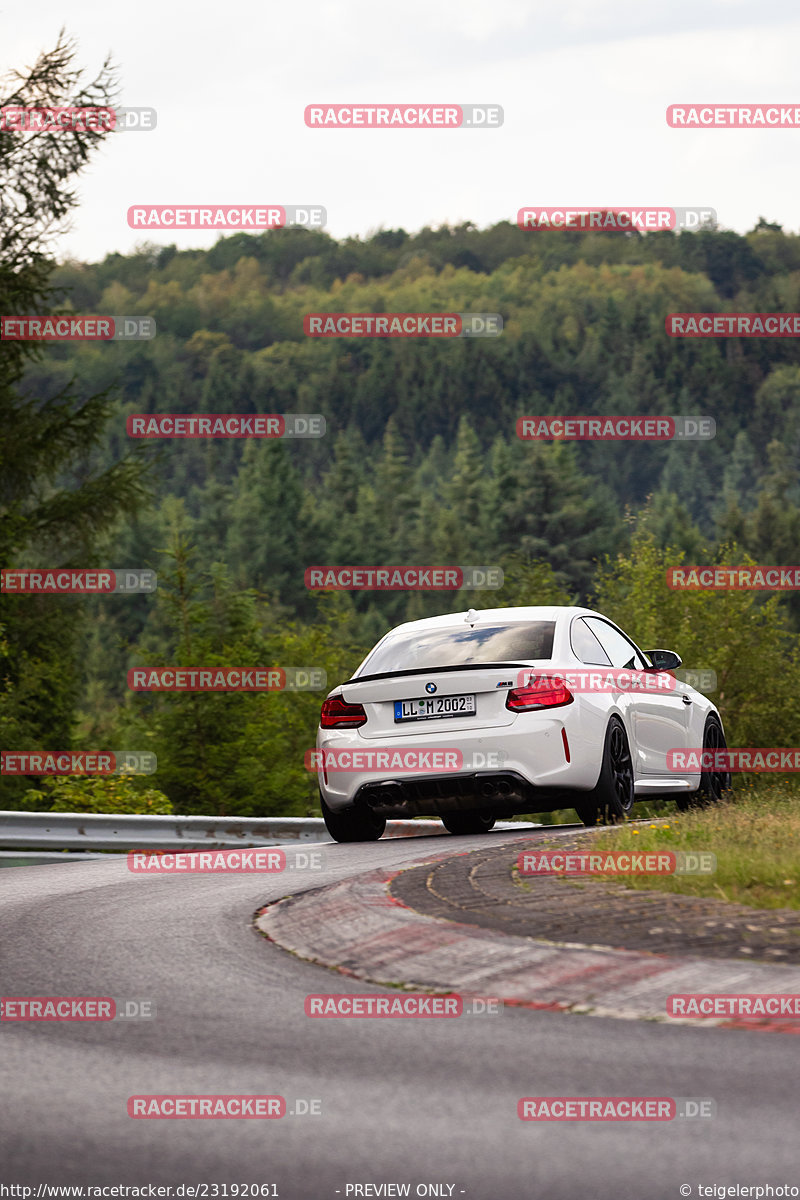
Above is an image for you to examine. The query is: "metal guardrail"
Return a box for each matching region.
[0,811,453,851]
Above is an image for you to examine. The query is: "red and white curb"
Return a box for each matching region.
[256,850,800,1033]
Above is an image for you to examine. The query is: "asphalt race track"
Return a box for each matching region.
[1,828,797,1199]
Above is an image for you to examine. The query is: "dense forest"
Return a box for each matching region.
[3,210,800,815]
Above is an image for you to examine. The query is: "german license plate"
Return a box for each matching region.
[393,694,477,722]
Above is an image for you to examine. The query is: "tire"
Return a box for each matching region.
[574,716,635,827]
[676,715,732,812]
[573,799,599,827]
[320,793,386,842]
[441,811,496,835]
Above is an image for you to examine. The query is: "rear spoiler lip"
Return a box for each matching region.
[342,662,548,687]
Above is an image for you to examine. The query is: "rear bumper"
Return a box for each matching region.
[316,708,604,814]
[350,771,579,818]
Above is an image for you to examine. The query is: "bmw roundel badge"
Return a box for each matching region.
[425,682,437,694]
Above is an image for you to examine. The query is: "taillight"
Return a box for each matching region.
[320,694,367,728]
[506,677,573,711]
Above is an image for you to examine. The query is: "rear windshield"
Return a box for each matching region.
[356,622,556,677]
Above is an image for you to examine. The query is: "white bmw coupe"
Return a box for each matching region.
[315,605,731,842]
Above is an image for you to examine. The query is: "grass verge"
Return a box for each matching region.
[589,781,800,910]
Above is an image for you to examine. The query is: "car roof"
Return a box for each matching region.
[380,605,602,636]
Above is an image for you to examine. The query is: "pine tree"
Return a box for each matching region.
[430,416,490,562]
[0,36,149,804]
[227,441,307,609]
[496,440,623,596]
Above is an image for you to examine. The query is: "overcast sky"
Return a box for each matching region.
[4,0,800,264]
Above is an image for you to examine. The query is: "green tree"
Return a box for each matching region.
[493,556,574,608]
[591,528,800,749]
[226,440,307,608]
[719,441,800,629]
[0,35,149,806]
[22,772,171,814]
[494,440,623,595]
[127,520,370,816]
[638,491,707,559]
[430,416,490,561]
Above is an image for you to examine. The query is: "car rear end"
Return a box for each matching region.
[315,609,601,821]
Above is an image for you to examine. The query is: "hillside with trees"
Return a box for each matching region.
[4,190,800,813]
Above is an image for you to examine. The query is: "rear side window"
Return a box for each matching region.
[570,618,612,665]
[357,622,556,677]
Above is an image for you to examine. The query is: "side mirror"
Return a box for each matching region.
[645,648,683,672]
